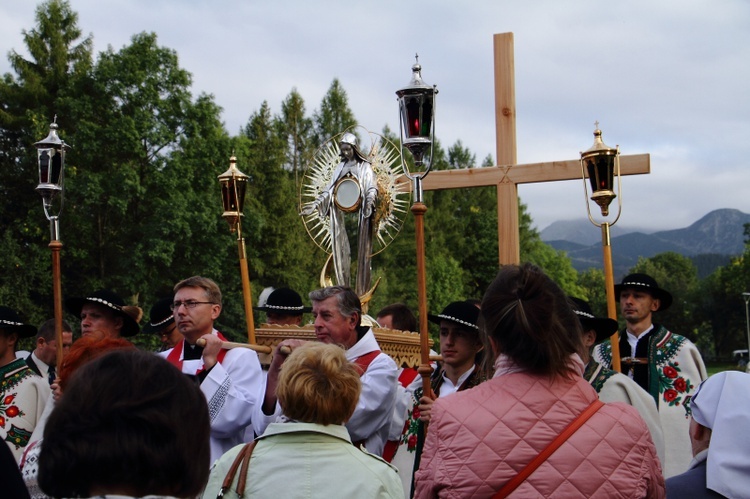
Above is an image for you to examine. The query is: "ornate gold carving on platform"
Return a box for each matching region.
[254,323,428,368]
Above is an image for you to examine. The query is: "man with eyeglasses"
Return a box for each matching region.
[252,285,398,457]
[143,296,182,351]
[159,276,263,464]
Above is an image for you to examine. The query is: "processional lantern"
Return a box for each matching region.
[396,54,438,202]
[34,117,70,377]
[396,55,438,398]
[218,154,249,233]
[35,117,70,239]
[217,154,256,344]
[580,123,621,219]
[580,123,623,372]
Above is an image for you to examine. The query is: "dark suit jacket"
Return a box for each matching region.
[666,458,726,498]
[25,354,44,377]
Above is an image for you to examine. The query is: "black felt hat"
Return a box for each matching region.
[569,297,619,344]
[142,296,175,334]
[65,289,141,337]
[428,301,480,331]
[614,273,673,311]
[254,287,311,315]
[0,306,37,338]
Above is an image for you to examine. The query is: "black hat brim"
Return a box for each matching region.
[614,285,673,311]
[142,316,175,334]
[2,324,37,339]
[65,296,140,337]
[253,306,311,315]
[580,317,619,344]
[428,314,480,331]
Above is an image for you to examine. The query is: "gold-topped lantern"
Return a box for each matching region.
[580,123,623,372]
[217,154,256,344]
[581,124,621,218]
[218,154,248,233]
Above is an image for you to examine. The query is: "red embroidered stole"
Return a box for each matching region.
[351,350,381,450]
[166,331,229,374]
[352,350,381,376]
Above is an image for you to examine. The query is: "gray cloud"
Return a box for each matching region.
[2,0,748,232]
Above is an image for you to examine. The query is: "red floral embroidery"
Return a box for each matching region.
[1,391,26,425]
[408,434,417,449]
[412,407,421,419]
[664,389,678,402]
[674,377,687,392]
[663,366,678,379]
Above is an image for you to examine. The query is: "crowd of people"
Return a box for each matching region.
[2,266,737,498]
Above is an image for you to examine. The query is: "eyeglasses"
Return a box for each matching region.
[170,300,216,311]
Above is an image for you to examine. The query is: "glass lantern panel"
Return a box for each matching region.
[402,96,433,139]
[50,150,62,185]
[586,155,614,193]
[221,179,248,213]
[38,149,63,185]
[221,180,238,212]
[236,181,247,211]
[38,149,50,184]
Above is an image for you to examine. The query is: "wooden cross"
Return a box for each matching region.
[422,33,650,265]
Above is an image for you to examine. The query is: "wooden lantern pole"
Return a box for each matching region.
[236,223,256,345]
[601,223,621,372]
[411,198,432,397]
[50,236,64,373]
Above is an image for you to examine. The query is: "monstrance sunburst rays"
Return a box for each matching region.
[299,127,410,257]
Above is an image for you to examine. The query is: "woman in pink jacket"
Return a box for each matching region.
[414,263,665,498]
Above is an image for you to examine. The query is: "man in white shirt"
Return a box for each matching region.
[254,285,398,456]
[26,319,73,385]
[593,273,707,477]
[159,276,263,464]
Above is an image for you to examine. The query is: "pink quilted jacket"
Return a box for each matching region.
[414,372,665,498]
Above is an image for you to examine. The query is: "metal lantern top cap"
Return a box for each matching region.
[581,125,617,160]
[217,155,248,184]
[396,55,438,98]
[34,120,70,151]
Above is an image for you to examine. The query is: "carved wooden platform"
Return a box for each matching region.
[254,324,429,367]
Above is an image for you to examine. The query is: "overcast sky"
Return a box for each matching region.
[2,0,748,232]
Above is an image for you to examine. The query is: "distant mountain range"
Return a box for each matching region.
[540,209,750,279]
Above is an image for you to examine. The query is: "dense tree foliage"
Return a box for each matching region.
[3,1,747,356]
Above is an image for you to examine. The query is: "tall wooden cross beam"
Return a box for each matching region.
[422,33,650,265]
